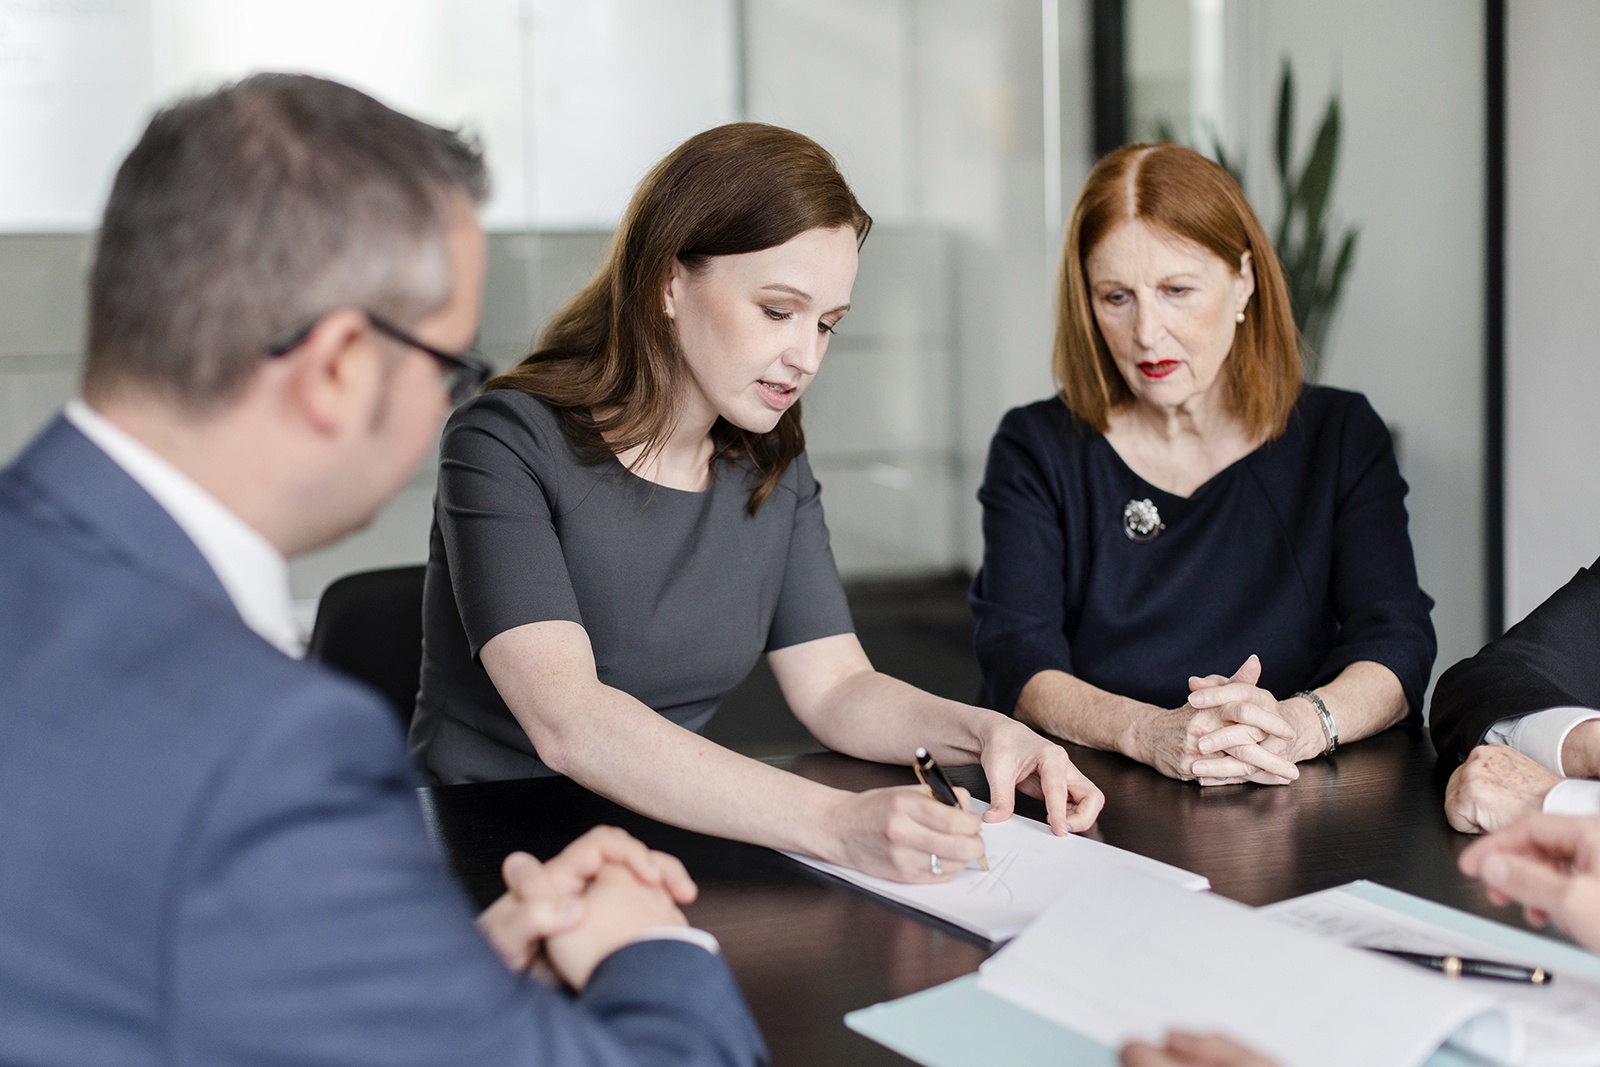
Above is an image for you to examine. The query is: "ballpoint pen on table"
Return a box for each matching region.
[1365,947,1552,985]
[913,747,989,872]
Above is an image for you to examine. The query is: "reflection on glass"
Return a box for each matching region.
[1126,0,1226,148]
[1127,0,1191,142]
[0,0,1081,593]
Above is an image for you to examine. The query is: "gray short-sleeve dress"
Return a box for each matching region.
[409,390,855,784]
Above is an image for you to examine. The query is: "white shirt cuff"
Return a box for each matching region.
[629,926,721,956]
[1482,707,1600,776]
[1543,778,1600,816]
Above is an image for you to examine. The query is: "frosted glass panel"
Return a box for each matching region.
[0,0,736,232]
[529,0,737,229]
[0,1,1092,592]
[152,0,453,105]
[746,0,910,223]
[151,0,531,228]
[0,1,151,231]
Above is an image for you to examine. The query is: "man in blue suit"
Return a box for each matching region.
[0,73,765,1067]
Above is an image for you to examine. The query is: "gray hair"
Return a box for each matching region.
[84,72,489,409]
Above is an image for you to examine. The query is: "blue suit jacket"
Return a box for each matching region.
[0,416,766,1067]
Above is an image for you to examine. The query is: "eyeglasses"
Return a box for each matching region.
[266,309,492,406]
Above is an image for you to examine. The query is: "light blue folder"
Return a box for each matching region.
[844,881,1600,1067]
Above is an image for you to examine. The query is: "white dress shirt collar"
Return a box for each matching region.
[64,399,303,657]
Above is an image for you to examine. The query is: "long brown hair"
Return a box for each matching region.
[491,122,871,513]
[1054,142,1301,439]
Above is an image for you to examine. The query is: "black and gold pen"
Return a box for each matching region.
[1367,947,1552,985]
[913,747,989,872]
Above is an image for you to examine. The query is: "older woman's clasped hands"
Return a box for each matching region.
[1182,656,1302,785]
[1121,655,1302,786]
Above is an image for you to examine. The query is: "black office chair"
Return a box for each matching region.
[307,564,427,731]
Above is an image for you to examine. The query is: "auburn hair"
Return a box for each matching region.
[1054,142,1301,438]
[490,122,871,514]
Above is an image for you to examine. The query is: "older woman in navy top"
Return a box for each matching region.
[970,142,1436,786]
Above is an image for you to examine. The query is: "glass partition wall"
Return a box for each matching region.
[0,0,1090,617]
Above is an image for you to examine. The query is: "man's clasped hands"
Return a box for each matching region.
[474,826,698,989]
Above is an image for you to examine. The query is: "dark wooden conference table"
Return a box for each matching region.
[420,727,1534,1066]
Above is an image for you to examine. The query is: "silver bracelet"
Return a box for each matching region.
[1294,690,1338,756]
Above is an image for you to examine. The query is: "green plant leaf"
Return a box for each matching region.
[1205,122,1245,188]
[1298,99,1342,243]
[1275,60,1295,192]
[1302,228,1358,358]
[1291,253,1318,336]
[1300,337,1323,383]
[1273,62,1296,256]
[1322,228,1359,309]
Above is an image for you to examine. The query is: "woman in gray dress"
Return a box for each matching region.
[411,123,1103,883]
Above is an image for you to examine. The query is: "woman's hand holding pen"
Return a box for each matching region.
[822,784,987,883]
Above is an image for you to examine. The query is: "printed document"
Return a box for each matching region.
[784,800,1207,941]
[977,867,1513,1067]
[1263,886,1600,1067]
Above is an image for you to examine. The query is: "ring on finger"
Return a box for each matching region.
[929,853,943,876]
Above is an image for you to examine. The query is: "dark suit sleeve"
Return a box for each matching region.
[1430,559,1600,767]
[970,407,1077,715]
[1311,394,1437,718]
[167,676,766,1067]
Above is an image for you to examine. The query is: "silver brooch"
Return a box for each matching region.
[1123,498,1164,542]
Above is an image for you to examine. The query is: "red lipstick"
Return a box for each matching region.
[1138,360,1180,379]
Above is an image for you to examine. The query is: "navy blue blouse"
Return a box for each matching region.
[970,386,1437,719]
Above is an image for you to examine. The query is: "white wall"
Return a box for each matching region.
[1504,0,1600,624]
[1230,0,1487,696]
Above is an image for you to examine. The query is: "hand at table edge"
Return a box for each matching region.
[977,714,1105,834]
[1444,744,1560,835]
[1121,1032,1282,1067]
[1458,811,1600,951]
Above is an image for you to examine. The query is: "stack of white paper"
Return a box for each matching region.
[1264,887,1600,1067]
[784,800,1207,942]
[976,867,1515,1067]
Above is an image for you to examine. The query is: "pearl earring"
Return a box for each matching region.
[1235,309,1246,324]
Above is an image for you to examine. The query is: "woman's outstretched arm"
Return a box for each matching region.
[481,620,988,883]
[768,633,1105,833]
